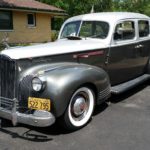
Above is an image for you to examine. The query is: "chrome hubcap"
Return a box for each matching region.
[73,97,86,116]
[68,87,95,127]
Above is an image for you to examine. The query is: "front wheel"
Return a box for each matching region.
[61,87,95,131]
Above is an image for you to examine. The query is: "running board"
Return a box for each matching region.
[111,74,150,94]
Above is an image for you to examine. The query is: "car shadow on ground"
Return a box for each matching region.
[0,83,148,142]
[0,126,53,142]
[0,119,65,142]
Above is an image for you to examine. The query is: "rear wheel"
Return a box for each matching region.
[61,87,95,131]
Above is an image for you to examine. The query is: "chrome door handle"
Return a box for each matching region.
[139,44,144,48]
[135,45,140,49]
[135,44,143,49]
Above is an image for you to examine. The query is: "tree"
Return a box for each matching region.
[113,0,150,16]
[38,0,113,16]
[38,0,113,31]
[39,0,150,16]
[38,0,150,33]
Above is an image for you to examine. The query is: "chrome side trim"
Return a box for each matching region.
[98,86,111,100]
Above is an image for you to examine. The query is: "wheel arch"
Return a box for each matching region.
[77,82,98,103]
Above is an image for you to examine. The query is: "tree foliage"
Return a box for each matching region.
[113,0,150,15]
[38,0,113,31]
[38,0,113,16]
[38,0,150,16]
[38,0,150,33]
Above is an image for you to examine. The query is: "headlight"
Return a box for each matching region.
[32,77,43,92]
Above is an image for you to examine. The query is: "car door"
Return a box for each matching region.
[107,20,143,85]
[137,20,150,72]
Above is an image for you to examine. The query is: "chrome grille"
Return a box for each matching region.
[0,55,16,109]
[0,97,18,110]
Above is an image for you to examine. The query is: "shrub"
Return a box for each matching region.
[51,30,59,42]
[0,44,5,51]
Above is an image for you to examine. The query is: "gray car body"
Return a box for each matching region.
[19,62,110,117]
[0,12,150,127]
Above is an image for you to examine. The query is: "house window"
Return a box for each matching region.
[27,13,36,27]
[0,11,13,30]
[51,17,55,30]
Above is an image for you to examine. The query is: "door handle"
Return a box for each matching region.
[135,44,143,49]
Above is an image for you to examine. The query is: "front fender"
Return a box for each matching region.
[39,63,110,117]
[20,63,110,117]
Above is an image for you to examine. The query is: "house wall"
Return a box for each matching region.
[0,11,52,43]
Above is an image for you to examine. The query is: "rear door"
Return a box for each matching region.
[137,20,150,72]
[107,20,142,85]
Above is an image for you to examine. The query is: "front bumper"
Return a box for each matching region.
[0,108,56,127]
[0,98,55,127]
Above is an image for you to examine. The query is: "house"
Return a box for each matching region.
[0,0,66,44]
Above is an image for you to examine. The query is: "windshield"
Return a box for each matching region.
[60,21,109,39]
[60,21,81,39]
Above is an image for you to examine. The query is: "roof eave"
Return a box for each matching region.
[0,6,68,17]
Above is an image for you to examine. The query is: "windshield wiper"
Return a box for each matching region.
[66,36,82,40]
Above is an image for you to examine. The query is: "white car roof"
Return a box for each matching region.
[65,12,149,24]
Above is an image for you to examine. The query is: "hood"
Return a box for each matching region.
[1,39,107,60]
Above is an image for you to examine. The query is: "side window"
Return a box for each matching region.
[114,21,135,41]
[79,21,109,39]
[138,20,149,38]
[80,22,93,37]
[60,21,81,38]
[0,11,13,30]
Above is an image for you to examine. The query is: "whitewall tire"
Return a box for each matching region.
[62,87,95,131]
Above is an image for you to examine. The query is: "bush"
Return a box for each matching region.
[0,44,5,51]
[51,30,59,41]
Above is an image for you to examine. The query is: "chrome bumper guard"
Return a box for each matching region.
[0,97,55,127]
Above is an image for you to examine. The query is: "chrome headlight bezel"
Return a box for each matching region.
[32,77,43,92]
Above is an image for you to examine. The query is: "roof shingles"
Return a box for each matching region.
[0,0,65,13]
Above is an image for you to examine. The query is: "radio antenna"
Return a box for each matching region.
[90,5,95,13]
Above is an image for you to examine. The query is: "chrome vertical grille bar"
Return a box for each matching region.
[0,55,16,109]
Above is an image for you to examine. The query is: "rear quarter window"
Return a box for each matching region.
[138,20,149,38]
[114,21,135,41]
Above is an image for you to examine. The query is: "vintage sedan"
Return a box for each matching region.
[0,12,150,130]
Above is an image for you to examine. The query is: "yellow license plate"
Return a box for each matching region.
[28,97,51,111]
